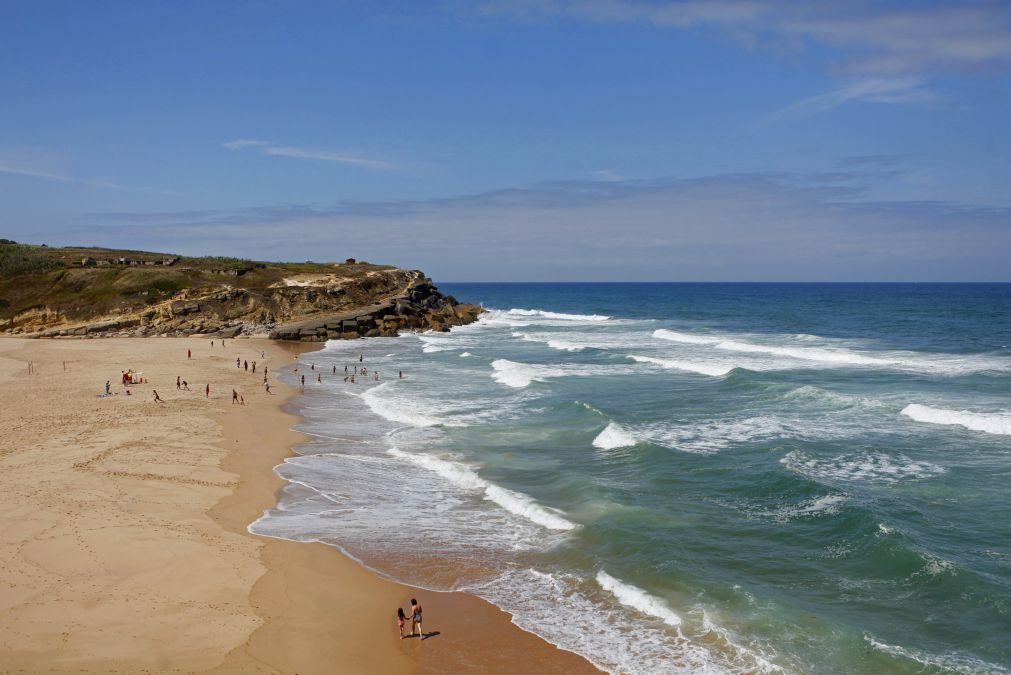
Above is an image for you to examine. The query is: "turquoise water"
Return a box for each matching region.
[252,283,1011,673]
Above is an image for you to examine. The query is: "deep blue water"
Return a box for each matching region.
[255,283,1011,674]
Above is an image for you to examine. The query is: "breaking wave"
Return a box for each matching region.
[901,404,1011,436]
[387,449,577,531]
[593,422,638,450]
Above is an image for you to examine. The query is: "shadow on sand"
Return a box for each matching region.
[403,631,441,641]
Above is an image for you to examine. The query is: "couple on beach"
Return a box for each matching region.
[396,598,424,640]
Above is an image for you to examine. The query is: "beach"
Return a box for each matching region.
[0,336,597,674]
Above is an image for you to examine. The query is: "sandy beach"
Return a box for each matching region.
[0,337,597,674]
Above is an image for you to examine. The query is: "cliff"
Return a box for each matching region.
[0,242,482,340]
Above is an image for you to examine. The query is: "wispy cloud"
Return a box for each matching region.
[0,159,179,194]
[223,138,397,171]
[479,1,1011,76]
[479,1,1011,120]
[591,169,624,182]
[764,76,935,123]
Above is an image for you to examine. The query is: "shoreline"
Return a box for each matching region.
[0,336,599,673]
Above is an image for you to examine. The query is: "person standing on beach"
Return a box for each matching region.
[187,348,191,359]
[105,380,111,395]
[176,376,181,389]
[232,389,239,404]
[244,360,248,372]
[410,598,423,638]
[236,357,241,369]
[396,608,408,639]
[205,383,210,397]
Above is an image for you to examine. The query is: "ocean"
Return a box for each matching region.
[250,283,1011,674]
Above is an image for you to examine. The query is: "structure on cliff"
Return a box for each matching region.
[0,243,482,340]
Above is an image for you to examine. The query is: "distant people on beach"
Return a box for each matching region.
[153,390,163,403]
[28,361,34,375]
[105,380,111,395]
[187,349,191,359]
[182,380,189,390]
[176,376,181,389]
[232,389,239,404]
[205,383,210,397]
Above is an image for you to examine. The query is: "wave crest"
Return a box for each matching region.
[901,404,1011,436]
[387,449,577,531]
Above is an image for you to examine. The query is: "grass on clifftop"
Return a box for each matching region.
[0,242,396,322]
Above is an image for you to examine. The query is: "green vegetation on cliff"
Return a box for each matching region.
[0,242,393,326]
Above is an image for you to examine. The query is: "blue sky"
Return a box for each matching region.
[1,0,1009,280]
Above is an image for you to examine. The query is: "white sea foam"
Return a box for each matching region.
[490,359,611,388]
[460,351,473,357]
[653,328,1011,375]
[491,359,543,387]
[514,331,587,351]
[387,449,577,531]
[596,570,682,627]
[653,328,723,345]
[758,495,846,522]
[471,569,726,674]
[653,329,887,366]
[635,416,808,455]
[508,308,611,322]
[864,635,1006,675]
[593,422,638,450]
[358,384,447,427]
[901,404,1011,436]
[628,354,734,377]
[782,450,946,484]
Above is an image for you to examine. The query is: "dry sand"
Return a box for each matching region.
[0,337,598,674]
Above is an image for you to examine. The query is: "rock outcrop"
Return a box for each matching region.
[11,267,482,341]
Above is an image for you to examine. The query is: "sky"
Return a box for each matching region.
[1,0,1010,281]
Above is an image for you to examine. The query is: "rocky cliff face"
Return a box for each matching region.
[14,268,482,340]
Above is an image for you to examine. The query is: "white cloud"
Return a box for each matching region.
[223,139,396,171]
[480,1,1011,76]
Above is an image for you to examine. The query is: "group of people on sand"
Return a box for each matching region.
[396,599,425,640]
